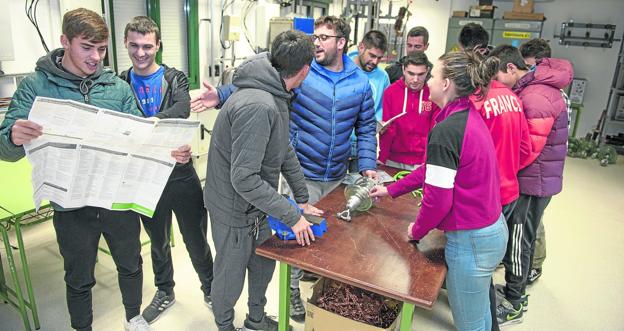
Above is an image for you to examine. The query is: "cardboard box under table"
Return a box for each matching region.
[256,166,447,331]
[305,278,401,331]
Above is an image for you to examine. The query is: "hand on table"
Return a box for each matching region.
[292,216,315,246]
[361,169,378,181]
[298,203,324,216]
[369,185,389,198]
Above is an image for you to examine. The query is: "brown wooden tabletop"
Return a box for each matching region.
[256,167,447,309]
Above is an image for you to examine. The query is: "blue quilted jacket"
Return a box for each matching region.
[217,55,376,182]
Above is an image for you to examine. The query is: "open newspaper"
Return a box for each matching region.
[24,97,199,217]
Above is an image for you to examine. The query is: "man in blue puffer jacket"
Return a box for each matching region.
[191,19,377,323]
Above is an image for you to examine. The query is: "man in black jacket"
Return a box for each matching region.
[204,30,322,331]
[119,16,214,324]
[385,26,430,84]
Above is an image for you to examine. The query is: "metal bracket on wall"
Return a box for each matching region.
[555,21,620,48]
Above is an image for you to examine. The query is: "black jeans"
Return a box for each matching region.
[502,194,552,304]
[140,163,214,296]
[489,200,518,331]
[53,207,142,331]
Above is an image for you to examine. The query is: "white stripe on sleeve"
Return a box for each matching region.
[424,164,457,189]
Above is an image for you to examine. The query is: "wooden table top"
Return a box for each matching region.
[256,169,447,309]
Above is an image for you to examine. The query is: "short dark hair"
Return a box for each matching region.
[459,23,489,50]
[519,38,551,59]
[403,52,430,68]
[271,30,314,78]
[314,16,351,42]
[62,8,109,42]
[407,26,429,45]
[361,30,387,52]
[489,45,529,72]
[124,16,161,42]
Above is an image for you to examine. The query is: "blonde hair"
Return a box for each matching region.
[439,51,499,99]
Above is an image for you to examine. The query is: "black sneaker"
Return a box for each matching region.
[496,298,524,326]
[142,290,176,324]
[300,271,319,282]
[204,294,213,309]
[289,288,305,322]
[527,268,542,285]
[242,313,292,331]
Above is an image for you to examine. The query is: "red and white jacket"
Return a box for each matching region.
[378,79,439,166]
[470,80,531,205]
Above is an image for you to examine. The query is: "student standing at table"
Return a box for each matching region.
[373,51,509,331]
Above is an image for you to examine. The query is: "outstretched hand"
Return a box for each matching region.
[190,81,219,112]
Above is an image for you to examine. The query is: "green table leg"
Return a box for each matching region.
[278,262,291,331]
[15,220,40,329]
[399,302,415,331]
[0,251,7,302]
[1,224,32,331]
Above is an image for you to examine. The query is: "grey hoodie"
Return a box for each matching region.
[204,53,309,227]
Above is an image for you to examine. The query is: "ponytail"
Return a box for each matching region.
[439,51,499,98]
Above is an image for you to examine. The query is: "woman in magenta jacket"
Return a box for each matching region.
[373,52,508,331]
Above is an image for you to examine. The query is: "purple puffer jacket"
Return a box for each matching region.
[514,58,573,197]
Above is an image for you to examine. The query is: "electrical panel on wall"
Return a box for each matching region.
[223,15,241,42]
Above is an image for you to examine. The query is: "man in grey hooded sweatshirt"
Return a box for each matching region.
[204,30,322,331]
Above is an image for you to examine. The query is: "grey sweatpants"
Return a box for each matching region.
[281,177,343,289]
[209,213,275,331]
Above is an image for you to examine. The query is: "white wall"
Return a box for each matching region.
[0,0,61,75]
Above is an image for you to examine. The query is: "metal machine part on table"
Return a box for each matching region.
[337,177,377,221]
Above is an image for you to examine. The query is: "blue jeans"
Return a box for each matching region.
[445,214,508,331]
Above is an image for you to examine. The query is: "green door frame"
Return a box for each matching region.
[108,0,199,89]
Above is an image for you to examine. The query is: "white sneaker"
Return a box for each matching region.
[124,315,154,331]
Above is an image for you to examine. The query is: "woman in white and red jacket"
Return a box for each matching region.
[373,52,508,331]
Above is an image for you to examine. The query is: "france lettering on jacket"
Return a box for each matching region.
[483,94,522,119]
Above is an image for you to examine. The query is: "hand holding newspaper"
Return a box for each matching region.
[24,97,200,217]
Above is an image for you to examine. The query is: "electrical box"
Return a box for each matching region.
[269,18,293,46]
[293,17,314,34]
[568,78,587,105]
[223,15,241,41]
